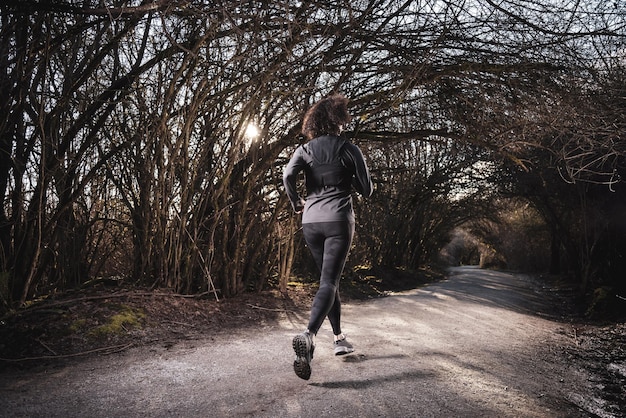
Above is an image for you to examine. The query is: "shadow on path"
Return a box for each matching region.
[309,369,438,389]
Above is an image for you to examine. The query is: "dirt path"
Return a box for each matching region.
[0,267,598,417]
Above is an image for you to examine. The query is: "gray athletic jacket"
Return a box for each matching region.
[283,135,373,224]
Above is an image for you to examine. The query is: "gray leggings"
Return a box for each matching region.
[302,221,355,335]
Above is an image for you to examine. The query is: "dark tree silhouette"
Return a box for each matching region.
[0,1,624,311]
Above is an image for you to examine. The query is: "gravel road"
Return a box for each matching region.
[0,267,597,417]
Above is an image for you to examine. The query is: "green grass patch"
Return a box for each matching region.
[69,318,89,333]
[89,305,145,338]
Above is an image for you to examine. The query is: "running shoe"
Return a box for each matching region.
[293,332,315,380]
[334,334,354,356]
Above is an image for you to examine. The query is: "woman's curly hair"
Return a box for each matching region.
[301,94,352,140]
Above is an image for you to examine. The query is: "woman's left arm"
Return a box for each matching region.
[283,146,306,212]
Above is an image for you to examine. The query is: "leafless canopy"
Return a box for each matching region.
[0,0,624,306]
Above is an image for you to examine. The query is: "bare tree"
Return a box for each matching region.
[1,0,625,309]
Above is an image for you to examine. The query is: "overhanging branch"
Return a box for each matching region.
[348,128,461,142]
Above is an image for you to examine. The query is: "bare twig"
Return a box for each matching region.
[35,339,58,356]
[15,291,219,314]
[163,320,196,328]
[0,343,134,363]
[246,304,295,313]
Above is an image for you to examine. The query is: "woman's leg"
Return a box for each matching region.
[302,221,354,335]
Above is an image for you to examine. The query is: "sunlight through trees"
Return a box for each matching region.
[0,1,624,313]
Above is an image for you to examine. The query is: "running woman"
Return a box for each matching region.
[283,94,373,380]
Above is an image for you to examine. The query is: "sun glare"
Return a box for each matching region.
[245,123,260,139]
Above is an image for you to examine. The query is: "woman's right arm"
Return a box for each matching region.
[283,146,306,212]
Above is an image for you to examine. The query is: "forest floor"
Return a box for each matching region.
[0,266,444,364]
[0,266,625,417]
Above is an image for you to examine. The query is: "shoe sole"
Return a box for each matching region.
[334,346,354,356]
[293,334,312,380]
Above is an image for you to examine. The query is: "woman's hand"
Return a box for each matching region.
[295,198,305,214]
